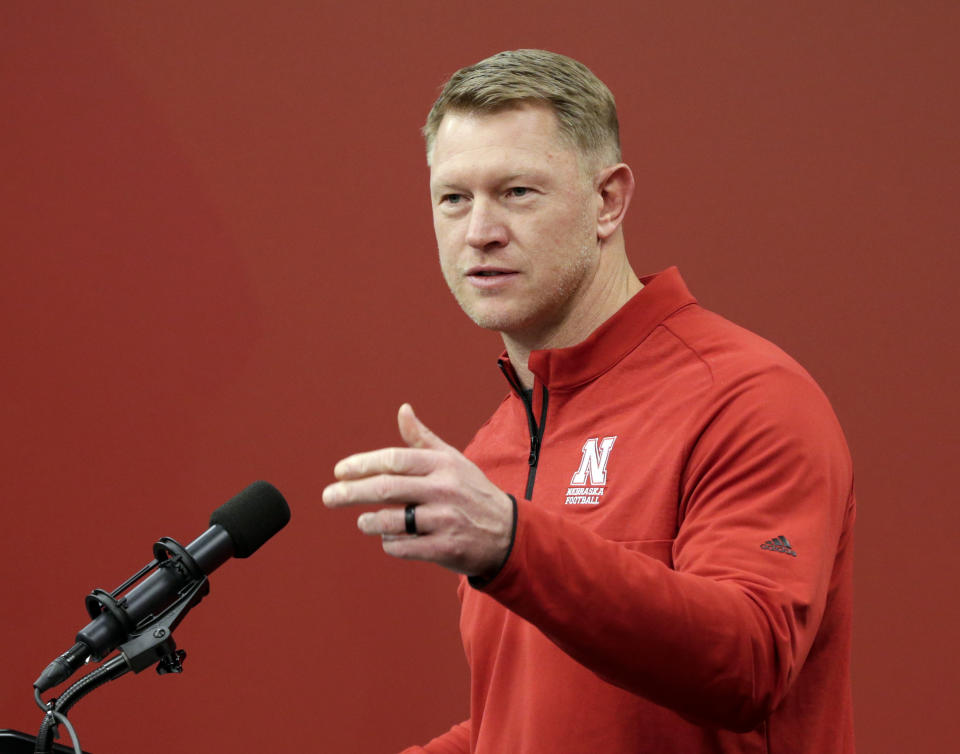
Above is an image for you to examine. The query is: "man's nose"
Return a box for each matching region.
[465,198,508,250]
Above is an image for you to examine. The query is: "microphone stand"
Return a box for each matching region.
[33,538,210,754]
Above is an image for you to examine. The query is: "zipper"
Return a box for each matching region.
[498,359,549,500]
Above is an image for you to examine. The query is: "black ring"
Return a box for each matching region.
[404,503,418,535]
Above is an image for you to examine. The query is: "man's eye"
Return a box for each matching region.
[442,194,463,205]
[508,187,529,198]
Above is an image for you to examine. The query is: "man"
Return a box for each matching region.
[323,50,855,753]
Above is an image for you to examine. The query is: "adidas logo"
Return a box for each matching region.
[761,535,797,557]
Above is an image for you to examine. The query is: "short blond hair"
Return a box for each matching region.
[423,49,621,167]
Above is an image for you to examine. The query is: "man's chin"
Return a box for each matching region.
[453,294,552,340]
[465,312,515,332]
[459,305,520,333]
[460,307,541,341]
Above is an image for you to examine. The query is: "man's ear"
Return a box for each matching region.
[595,163,635,241]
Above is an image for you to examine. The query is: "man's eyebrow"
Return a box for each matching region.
[501,171,549,183]
[429,181,465,196]
[431,171,549,190]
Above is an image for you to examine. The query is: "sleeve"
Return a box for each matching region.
[399,720,470,753]
[476,366,855,732]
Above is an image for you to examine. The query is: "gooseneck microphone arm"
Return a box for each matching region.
[35,656,129,754]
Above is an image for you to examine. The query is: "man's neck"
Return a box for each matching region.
[502,267,643,390]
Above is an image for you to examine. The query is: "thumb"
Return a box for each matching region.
[398,403,448,450]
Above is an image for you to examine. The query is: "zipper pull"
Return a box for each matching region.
[528,433,541,467]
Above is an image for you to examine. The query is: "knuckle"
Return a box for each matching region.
[373,475,393,501]
[434,453,455,474]
[372,509,392,531]
[384,448,402,473]
[445,537,467,563]
[437,504,466,529]
[433,506,454,529]
[429,472,455,500]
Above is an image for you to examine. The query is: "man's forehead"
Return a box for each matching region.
[429,104,578,180]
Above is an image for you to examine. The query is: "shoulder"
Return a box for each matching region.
[660,307,853,495]
[616,303,834,426]
[647,304,852,475]
[659,305,814,387]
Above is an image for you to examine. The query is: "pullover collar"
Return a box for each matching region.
[500,267,697,392]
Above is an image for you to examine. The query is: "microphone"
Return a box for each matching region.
[34,481,290,692]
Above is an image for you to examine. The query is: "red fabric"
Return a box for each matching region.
[401,722,471,753]
[415,268,855,753]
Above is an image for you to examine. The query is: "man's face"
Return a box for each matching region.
[429,104,601,345]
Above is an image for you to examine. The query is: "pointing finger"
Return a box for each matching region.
[333,446,437,480]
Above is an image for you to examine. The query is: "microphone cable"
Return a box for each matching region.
[34,654,129,754]
[34,687,82,754]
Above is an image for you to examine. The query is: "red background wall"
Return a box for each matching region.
[2,2,957,751]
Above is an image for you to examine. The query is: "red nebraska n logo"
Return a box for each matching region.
[570,436,617,486]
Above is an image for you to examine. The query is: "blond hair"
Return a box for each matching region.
[423,49,621,167]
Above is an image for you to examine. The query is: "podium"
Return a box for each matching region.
[0,729,91,754]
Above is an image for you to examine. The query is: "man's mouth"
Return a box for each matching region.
[467,267,516,277]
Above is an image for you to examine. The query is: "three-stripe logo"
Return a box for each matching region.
[761,535,797,557]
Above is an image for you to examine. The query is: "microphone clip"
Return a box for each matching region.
[116,572,208,675]
[83,535,211,676]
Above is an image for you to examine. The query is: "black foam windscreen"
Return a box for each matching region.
[209,480,291,558]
